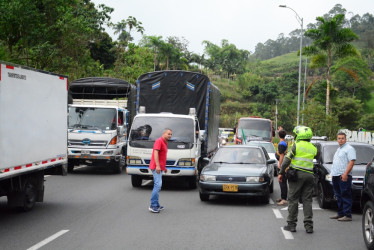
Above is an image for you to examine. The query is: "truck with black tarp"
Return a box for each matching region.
[68,77,136,173]
[0,61,67,211]
[126,71,221,188]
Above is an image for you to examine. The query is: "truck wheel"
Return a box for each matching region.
[188,176,197,189]
[199,192,209,201]
[67,161,75,173]
[112,158,123,174]
[131,175,143,187]
[22,182,37,211]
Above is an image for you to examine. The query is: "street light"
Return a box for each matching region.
[279,5,303,126]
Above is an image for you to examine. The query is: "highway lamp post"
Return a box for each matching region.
[279,5,303,126]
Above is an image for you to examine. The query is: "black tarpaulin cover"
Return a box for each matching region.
[137,71,221,155]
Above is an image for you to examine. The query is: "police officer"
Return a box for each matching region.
[278,126,317,234]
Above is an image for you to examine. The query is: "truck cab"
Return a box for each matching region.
[68,100,128,173]
[126,109,203,188]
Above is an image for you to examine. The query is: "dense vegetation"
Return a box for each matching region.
[1,1,373,138]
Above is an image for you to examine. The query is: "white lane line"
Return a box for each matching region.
[281,227,294,240]
[269,198,274,205]
[27,230,69,250]
[44,175,51,178]
[272,208,283,219]
[280,205,322,211]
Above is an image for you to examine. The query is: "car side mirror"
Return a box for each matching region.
[267,159,276,164]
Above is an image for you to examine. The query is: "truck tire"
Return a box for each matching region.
[67,160,75,173]
[112,158,123,174]
[131,175,143,187]
[7,181,37,212]
[188,176,197,189]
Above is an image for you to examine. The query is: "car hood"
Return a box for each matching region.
[202,163,266,176]
[323,163,367,177]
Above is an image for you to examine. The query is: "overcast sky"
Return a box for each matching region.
[91,0,374,54]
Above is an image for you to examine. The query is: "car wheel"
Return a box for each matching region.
[199,192,209,201]
[317,182,330,209]
[269,181,274,193]
[274,166,278,176]
[363,201,374,250]
[131,175,143,187]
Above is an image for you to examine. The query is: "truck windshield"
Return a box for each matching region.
[68,107,117,131]
[129,117,194,149]
[238,119,272,142]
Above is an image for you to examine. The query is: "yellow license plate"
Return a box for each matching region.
[223,184,238,192]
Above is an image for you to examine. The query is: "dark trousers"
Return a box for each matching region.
[279,175,288,200]
[332,175,352,218]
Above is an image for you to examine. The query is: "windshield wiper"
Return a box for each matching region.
[169,140,190,144]
[213,161,231,164]
[70,124,82,129]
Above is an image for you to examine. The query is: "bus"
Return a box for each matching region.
[235,117,274,144]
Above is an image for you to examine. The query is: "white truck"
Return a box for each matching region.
[67,77,136,173]
[0,61,67,211]
[126,71,221,188]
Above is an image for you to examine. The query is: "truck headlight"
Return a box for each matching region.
[178,158,195,166]
[127,156,142,164]
[200,175,216,182]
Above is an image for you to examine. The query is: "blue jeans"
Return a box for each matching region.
[332,175,352,217]
[150,170,162,207]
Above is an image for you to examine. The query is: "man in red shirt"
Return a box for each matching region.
[149,128,172,213]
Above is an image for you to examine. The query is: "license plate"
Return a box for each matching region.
[223,184,238,192]
[81,150,90,155]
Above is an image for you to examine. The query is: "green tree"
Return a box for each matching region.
[303,14,359,115]
[112,16,144,48]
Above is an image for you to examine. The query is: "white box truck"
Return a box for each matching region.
[0,61,67,211]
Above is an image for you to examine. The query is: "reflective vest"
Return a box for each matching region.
[290,141,317,174]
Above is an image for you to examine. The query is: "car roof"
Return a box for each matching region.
[221,145,263,149]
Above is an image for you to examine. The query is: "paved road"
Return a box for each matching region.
[0,165,367,250]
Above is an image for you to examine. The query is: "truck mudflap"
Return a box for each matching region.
[126,166,196,176]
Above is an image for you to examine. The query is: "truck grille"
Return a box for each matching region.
[144,159,176,166]
[68,140,107,147]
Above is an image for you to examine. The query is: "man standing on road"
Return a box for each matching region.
[149,128,172,213]
[329,132,356,221]
[278,126,317,234]
[276,130,288,206]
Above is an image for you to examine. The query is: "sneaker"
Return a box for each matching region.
[337,216,352,221]
[277,199,288,206]
[157,206,164,211]
[149,206,160,213]
[330,214,344,219]
[283,225,296,232]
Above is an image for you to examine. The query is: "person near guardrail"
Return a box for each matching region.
[329,132,356,222]
[278,126,317,234]
[148,128,172,213]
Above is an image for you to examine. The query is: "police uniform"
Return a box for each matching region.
[278,126,317,233]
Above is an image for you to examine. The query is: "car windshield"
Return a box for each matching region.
[68,107,116,130]
[213,147,265,164]
[246,142,276,153]
[323,144,374,164]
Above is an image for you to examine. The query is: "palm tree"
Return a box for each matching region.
[303,14,359,114]
[112,16,144,48]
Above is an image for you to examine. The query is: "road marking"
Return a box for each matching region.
[281,227,294,240]
[27,230,69,250]
[44,175,51,178]
[269,198,274,205]
[272,208,283,219]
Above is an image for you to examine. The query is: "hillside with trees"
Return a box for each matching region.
[0,1,373,138]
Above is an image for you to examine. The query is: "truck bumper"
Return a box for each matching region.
[68,148,122,161]
[126,165,196,176]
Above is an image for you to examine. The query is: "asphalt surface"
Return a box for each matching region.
[0,164,367,250]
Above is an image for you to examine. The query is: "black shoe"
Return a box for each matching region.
[283,225,296,232]
[306,228,313,234]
